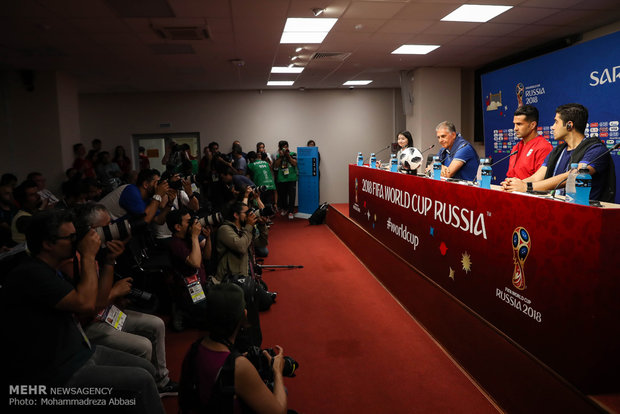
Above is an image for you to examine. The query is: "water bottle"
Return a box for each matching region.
[357,152,363,166]
[480,159,492,189]
[369,153,376,169]
[432,156,441,180]
[390,154,398,172]
[575,167,592,206]
[565,163,579,203]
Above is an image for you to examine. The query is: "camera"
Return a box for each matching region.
[244,346,299,388]
[251,185,268,193]
[190,212,223,227]
[94,219,132,247]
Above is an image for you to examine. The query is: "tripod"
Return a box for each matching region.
[256,263,304,272]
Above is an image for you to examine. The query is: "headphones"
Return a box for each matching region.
[566,121,573,131]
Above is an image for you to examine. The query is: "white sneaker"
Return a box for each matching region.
[280,210,287,216]
[288,213,294,220]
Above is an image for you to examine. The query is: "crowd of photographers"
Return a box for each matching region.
[1,138,302,413]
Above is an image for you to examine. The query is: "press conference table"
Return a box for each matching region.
[348,164,620,393]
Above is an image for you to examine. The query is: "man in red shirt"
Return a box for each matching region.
[505,105,552,180]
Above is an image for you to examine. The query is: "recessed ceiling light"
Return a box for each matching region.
[284,18,337,32]
[343,80,373,86]
[441,5,512,23]
[271,66,304,74]
[267,81,295,86]
[280,18,338,44]
[392,45,440,55]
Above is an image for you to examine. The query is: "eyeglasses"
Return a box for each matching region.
[56,233,77,242]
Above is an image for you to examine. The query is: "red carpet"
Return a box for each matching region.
[163,213,499,413]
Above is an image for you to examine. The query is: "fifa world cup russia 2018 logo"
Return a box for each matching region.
[512,227,530,290]
[516,83,524,108]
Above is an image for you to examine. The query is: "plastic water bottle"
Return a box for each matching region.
[575,167,592,206]
[369,153,376,169]
[480,159,492,189]
[565,163,579,203]
[357,152,363,166]
[432,156,441,180]
[390,154,398,172]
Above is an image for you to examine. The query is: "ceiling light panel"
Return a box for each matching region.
[271,66,304,73]
[391,45,440,55]
[441,5,513,23]
[267,81,295,86]
[280,18,338,44]
[343,80,373,86]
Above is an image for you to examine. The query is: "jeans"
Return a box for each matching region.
[84,310,170,387]
[66,345,164,414]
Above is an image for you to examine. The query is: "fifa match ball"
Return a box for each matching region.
[399,147,423,171]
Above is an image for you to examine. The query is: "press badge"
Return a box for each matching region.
[96,305,127,331]
[283,168,289,176]
[184,274,206,303]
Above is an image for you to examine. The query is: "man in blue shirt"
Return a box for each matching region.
[502,103,614,201]
[436,121,479,181]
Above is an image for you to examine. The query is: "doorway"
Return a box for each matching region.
[132,132,200,173]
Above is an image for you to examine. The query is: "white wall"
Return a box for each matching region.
[79,88,404,204]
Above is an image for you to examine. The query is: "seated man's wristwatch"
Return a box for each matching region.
[526,182,533,193]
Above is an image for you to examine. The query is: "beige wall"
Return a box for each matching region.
[79,88,404,203]
[0,70,74,194]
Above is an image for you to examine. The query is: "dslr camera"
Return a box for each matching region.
[189,212,223,227]
[244,346,299,389]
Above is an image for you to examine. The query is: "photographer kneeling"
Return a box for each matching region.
[180,283,288,414]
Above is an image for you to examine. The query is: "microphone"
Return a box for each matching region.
[366,145,391,162]
[490,148,519,167]
[420,144,435,154]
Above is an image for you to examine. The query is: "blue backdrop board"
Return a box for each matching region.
[481,30,620,203]
[296,146,319,214]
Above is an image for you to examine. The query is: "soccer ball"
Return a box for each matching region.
[399,147,423,171]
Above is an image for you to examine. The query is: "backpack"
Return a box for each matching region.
[308,202,329,225]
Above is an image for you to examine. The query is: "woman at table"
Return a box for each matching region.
[396,130,414,172]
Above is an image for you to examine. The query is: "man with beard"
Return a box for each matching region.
[11,179,42,244]
[214,201,257,282]
[100,168,173,224]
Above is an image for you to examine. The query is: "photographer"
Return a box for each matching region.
[167,208,212,330]
[238,184,270,258]
[62,203,179,396]
[151,172,199,249]
[247,151,277,208]
[214,201,257,282]
[3,209,164,413]
[100,168,173,225]
[273,140,298,220]
[179,283,288,414]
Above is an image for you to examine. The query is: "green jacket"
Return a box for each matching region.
[215,220,254,281]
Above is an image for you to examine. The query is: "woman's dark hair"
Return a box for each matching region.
[398,131,413,147]
[206,283,246,341]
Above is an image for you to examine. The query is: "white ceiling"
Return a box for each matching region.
[1,0,619,93]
